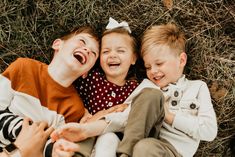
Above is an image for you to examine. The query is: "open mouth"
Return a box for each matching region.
[108,63,120,69]
[153,76,163,81]
[74,51,86,64]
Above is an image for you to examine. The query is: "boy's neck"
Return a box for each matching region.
[47,62,80,88]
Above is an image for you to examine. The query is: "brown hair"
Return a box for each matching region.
[141,23,185,57]
[102,27,138,56]
[60,26,99,42]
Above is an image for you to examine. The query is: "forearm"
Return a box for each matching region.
[85,120,108,137]
[172,110,217,141]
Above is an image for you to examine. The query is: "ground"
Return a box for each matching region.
[0,0,234,156]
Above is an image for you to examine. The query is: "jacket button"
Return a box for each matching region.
[174,91,179,97]
[171,101,177,106]
[190,103,196,109]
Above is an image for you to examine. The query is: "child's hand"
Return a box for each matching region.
[51,123,88,142]
[109,103,128,112]
[85,110,108,123]
[85,104,128,123]
[80,109,92,124]
[15,118,54,157]
[52,139,80,157]
[51,121,107,143]
[163,102,175,125]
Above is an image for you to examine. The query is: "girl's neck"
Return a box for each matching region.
[106,75,126,86]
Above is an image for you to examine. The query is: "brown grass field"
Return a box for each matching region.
[0,0,234,156]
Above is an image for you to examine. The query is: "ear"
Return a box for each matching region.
[52,39,62,51]
[179,52,187,67]
[82,72,88,79]
[131,52,138,65]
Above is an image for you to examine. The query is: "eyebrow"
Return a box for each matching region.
[116,46,127,50]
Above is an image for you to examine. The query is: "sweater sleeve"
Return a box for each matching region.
[0,108,23,146]
[0,59,24,146]
[172,82,218,141]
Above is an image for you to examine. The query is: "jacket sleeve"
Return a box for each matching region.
[172,82,218,141]
[103,79,160,133]
[0,59,24,146]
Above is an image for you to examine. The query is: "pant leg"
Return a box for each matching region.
[117,88,165,156]
[132,138,181,157]
[93,132,120,157]
[74,137,96,157]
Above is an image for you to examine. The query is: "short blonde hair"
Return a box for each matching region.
[141,23,185,57]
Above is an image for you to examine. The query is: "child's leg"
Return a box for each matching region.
[92,132,120,157]
[132,138,181,157]
[117,88,165,156]
[73,137,96,157]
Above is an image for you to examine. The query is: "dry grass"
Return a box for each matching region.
[0,0,234,156]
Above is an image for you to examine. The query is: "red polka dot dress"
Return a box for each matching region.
[76,68,139,115]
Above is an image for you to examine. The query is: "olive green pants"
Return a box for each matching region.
[74,137,95,157]
[117,88,180,157]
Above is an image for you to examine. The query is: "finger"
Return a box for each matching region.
[50,131,59,142]
[54,142,75,157]
[107,108,115,113]
[80,117,87,124]
[22,117,31,127]
[58,139,80,152]
[82,72,88,79]
[45,126,54,136]
[56,150,74,157]
[38,121,48,130]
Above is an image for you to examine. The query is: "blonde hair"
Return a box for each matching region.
[141,23,185,57]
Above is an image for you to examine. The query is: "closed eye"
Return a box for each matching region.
[117,49,125,53]
[101,50,109,54]
[156,62,163,66]
[145,66,151,70]
[79,39,86,46]
[91,51,97,57]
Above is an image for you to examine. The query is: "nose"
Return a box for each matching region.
[109,51,117,58]
[82,46,91,54]
[150,66,158,74]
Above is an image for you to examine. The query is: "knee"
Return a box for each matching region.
[133,139,152,155]
[134,88,164,110]
[97,132,119,146]
[142,88,164,100]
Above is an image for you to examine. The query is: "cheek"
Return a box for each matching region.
[99,54,106,63]
[99,55,107,69]
[131,54,137,63]
[146,71,151,78]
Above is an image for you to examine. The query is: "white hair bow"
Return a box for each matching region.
[106,17,131,33]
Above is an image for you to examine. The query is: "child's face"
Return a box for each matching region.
[53,33,99,75]
[100,33,136,83]
[143,44,186,88]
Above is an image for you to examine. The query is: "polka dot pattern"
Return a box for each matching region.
[77,69,139,115]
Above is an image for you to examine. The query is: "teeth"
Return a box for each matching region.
[154,76,162,80]
[109,64,120,66]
